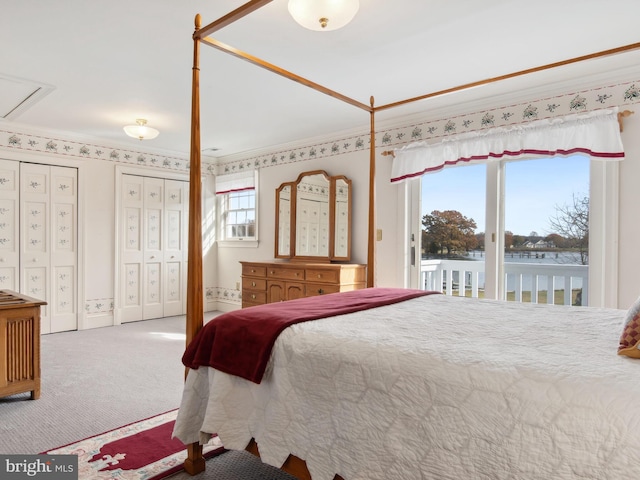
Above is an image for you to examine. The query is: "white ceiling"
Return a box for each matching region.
[2,0,640,159]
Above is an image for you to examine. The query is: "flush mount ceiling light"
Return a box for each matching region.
[123,118,160,140]
[288,0,359,31]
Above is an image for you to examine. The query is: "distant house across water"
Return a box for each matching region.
[522,237,556,249]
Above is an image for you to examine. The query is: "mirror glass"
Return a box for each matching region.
[334,177,350,259]
[276,184,291,256]
[295,172,330,257]
[275,170,351,261]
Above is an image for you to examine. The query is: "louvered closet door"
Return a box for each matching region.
[21,163,78,334]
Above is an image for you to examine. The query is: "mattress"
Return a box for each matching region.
[173,294,640,480]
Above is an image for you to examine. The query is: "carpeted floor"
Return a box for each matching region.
[0,315,296,480]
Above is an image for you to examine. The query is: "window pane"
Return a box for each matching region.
[220,189,257,240]
[503,155,589,305]
[421,164,486,296]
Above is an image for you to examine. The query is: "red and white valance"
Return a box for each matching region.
[215,170,255,195]
[390,108,624,183]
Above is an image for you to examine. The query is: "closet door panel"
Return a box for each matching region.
[142,177,164,320]
[50,167,77,332]
[163,180,186,316]
[0,160,20,291]
[21,164,51,332]
[121,175,144,322]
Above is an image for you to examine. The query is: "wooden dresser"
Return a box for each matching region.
[0,290,46,400]
[241,261,366,308]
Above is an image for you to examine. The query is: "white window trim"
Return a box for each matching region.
[406,157,618,307]
[216,169,259,246]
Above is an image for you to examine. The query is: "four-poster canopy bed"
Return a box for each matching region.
[179,2,640,478]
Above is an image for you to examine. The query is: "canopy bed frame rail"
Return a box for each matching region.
[184,3,640,476]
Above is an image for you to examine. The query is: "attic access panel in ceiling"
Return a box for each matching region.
[0,73,54,120]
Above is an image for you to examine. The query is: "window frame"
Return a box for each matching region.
[407,157,619,307]
[217,170,259,248]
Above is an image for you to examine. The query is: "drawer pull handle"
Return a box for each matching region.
[317,288,324,294]
[251,294,256,299]
[295,272,299,276]
[251,281,256,287]
[251,269,256,273]
[317,274,322,278]
[270,270,275,274]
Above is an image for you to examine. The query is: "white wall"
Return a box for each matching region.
[214,151,371,311]
[82,159,116,328]
[618,116,640,308]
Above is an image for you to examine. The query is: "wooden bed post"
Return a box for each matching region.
[367,96,376,287]
[184,13,206,476]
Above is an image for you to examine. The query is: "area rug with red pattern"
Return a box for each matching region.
[42,409,224,480]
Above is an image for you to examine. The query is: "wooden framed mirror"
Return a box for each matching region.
[275,170,352,262]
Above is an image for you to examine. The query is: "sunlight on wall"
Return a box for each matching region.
[203,202,216,256]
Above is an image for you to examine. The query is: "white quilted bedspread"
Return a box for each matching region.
[173,294,640,480]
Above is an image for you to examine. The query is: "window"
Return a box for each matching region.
[401,109,622,307]
[219,189,256,240]
[503,156,589,305]
[216,170,258,243]
[419,155,613,306]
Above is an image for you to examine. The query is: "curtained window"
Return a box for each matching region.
[392,108,624,308]
[216,170,257,242]
[391,108,624,183]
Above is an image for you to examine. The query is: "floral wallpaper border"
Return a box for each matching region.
[0,128,218,174]
[85,289,238,314]
[216,79,640,176]
[85,298,115,315]
[207,286,242,306]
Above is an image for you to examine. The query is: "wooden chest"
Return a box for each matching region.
[0,290,47,400]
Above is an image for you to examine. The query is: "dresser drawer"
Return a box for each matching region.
[242,277,266,291]
[243,290,267,304]
[243,265,267,277]
[305,268,339,284]
[267,266,304,281]
[305,283,341,296]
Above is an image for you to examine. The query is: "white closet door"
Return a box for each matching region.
[20,163,78,333]
[50,166,78,332]
[0,161,77,334]
[142,177,164,320]
[121,175,144,322]
[0,160,20,291]
[163,179,187,317]
[21,163,52,332]
[120,174,187,322]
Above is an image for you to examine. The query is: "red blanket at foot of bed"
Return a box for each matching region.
[182,287,438,383]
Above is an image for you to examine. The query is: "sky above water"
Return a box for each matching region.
[421,155,590,237]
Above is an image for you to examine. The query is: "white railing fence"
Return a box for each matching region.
[421,259,588,306]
